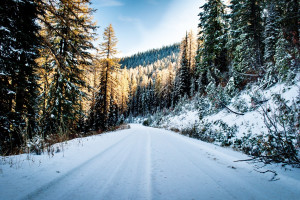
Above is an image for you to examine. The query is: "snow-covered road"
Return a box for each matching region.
[1,124,300,200]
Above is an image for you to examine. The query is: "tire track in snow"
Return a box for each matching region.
[98,129,153,200]
[146,130,152,200]
[24,132,135,200]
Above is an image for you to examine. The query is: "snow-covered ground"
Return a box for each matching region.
[1,124,299,200]
[157,81,299,139]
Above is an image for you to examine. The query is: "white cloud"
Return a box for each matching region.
[97,0,123,7]
[118,16,140,23]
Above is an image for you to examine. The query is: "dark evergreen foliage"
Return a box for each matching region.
[177,34,191,97]
[0,0,40,154]
[39,0,97,137]
[196,0,228,94]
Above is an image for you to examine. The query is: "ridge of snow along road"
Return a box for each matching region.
[1,124,300,200]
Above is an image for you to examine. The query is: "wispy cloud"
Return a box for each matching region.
[97,0,124,7]
[118,16,140,23]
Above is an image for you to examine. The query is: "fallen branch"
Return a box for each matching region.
[254,169,279,181]
[220,102,245,115]
[234,158,256,162]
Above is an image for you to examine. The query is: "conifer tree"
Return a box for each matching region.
[177,33,191,97]
[279,0,299,48]
[38,0,96,137]
[94,24,120,130]
[163,63,175,108]
[263,0,281,84]
[119,68,130,113]
[187,31,197,77]
[0,0,40,154]
[196,0,228,94]
[228,0,263,88]
[275,0,299,81]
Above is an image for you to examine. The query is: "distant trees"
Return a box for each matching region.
[124,33,197,117]
[120,44,180,69]
[124,44,181,117]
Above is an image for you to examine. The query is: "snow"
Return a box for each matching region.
[162,110,198,130]
[0,26,10,33]
[7,90,16,95]
[156,81,300,139]
[1,124,300,200]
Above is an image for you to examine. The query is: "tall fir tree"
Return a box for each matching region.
[263,0,281,84]
[177,33,191,98]
[93,24,120,130]
[275,0,299,81]
[279,0,299,48]
[196,0,228,94]
[162,63,175,108]
[228,0,264,88]
[38,0,96,137]
[0,0,40,154]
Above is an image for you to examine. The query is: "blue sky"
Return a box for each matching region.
[92,0,205,57]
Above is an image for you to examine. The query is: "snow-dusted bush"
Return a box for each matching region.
[26,135,45,155]
[258,93,300,164]
[214,120,238,147]
[232,97,249,113]
[197,96,211,120]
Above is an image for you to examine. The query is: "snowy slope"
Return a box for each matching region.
[1,124,300,200]
[156,81,299,139]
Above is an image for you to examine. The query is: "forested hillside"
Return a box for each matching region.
[119,44,180,69]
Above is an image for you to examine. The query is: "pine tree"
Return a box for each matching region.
[196,0,228,94]
[263,0,281,84]
[274,32,299,82]
[162,63,175,108]
[94,24,120,130]
[38,0,97,137]
[279,0,299,48]
[275,0,299,82]
[0,0,40,154]
[187,31,197,77]
[264,1,280,65]
[119,68,130,113]
[177,33,191,97]
[228,0,264,88]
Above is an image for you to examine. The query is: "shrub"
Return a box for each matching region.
[257,93,300,165]
[142,119,150,126]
